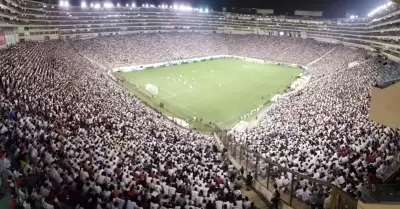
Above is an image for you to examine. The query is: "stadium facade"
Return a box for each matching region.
[0,0,400,60]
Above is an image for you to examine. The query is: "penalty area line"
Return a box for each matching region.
[160,87,197,101]
[160,88,176,99]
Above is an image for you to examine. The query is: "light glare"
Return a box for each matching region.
[368,1,393,17]
[104,2,113,8]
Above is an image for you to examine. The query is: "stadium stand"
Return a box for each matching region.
[1,32,400,209]
[0,1,400,209]
[0,40,268,209]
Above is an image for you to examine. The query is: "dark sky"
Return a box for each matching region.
[215,0,389,17]
[63,0,391,18]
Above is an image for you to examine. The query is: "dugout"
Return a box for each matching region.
[369,79,400,128]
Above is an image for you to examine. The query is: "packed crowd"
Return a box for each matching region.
[0,39,259,209]
[0,33,399,209]
[232,46,400,200]
[71,33,335,69]
[70,33,227,69]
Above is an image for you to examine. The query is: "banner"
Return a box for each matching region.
[114,55,306,72]
[0,32,5,46]
[294,10,323,17]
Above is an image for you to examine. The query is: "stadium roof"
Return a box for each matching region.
[45,0,394,18]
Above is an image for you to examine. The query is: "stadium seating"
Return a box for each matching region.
[1,32,400,209]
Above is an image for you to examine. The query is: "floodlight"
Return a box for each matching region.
[117,3,120,7]
[142,4,145,7]
[126,3,129,7]
[131,3,136,7]
[59,1,64,7]
[368,2,393,17]
[173,4,178,10]
[94,3,100,8]
[90,3,94,7]
[279,31,284,36]
[106,2,114,8]
[64,1,69,7]
[146,4,149,7]
[205,8,208,13]
[81,2,87,8]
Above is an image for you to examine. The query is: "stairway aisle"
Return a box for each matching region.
[241,187,269,209]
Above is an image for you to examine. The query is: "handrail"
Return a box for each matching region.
[216,131,358,209]
[360,184,400,203]
[382,153,400,182]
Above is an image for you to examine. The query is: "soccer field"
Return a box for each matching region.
[114,58,301,131]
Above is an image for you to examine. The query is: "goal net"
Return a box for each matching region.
[145,83,159,96]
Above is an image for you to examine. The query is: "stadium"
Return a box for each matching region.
[0,0,400,209]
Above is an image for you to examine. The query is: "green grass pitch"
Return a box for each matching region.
[114,58,301,131]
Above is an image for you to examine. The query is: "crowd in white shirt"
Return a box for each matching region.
[0,38,261,209]
[0,33,399,209]
[231,47,400,201]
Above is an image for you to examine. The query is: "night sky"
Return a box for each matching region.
[62,0,391,18]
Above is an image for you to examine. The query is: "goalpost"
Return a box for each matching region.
[145,83,159,97]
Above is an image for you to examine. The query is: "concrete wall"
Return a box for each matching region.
[312,36,339,44]
[357,200,400,209]
[29,34,59,41]
[340,41,374,51]
[383,52,400,63]
[370,82,400,129]
[15,28,59,41]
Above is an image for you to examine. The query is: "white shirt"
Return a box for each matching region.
[216,200,223,209]
[301,190,311,202]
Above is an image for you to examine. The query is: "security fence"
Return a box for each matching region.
[216,131,358,209]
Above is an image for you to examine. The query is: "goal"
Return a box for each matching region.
[145,83,159,96]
